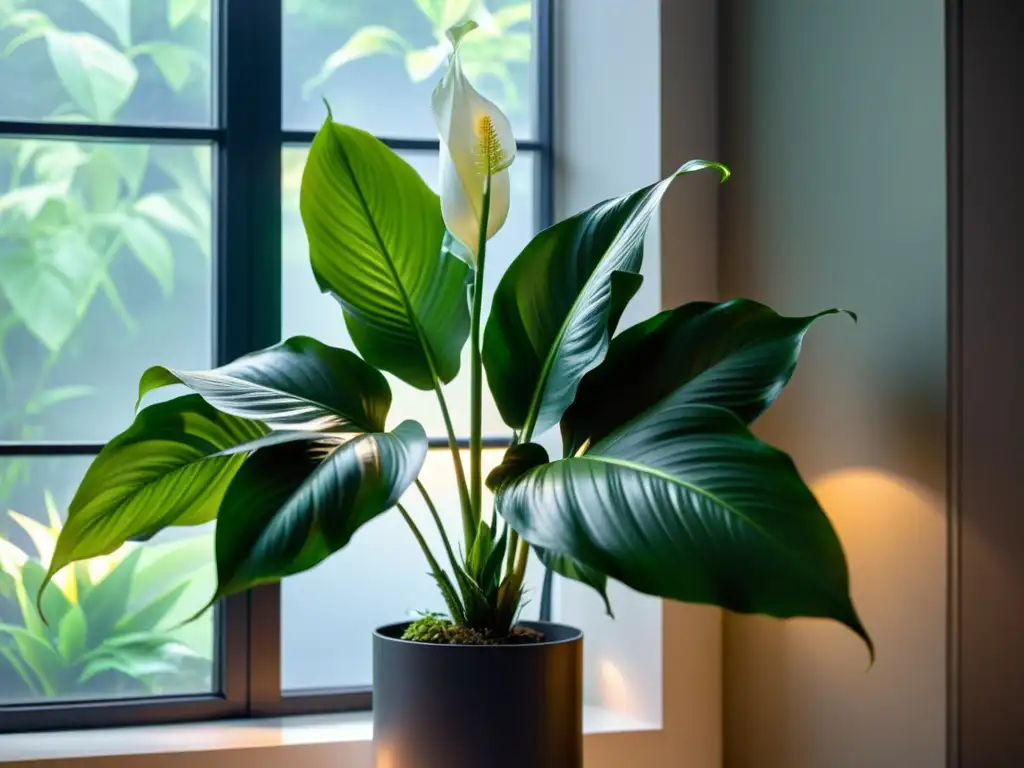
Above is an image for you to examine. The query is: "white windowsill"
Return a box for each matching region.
[0,706,657,766]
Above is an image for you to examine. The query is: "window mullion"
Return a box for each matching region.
[216,0,284,715]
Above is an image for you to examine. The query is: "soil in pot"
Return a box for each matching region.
[400,613,543,645]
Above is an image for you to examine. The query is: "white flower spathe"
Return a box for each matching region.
[431,21,516,264]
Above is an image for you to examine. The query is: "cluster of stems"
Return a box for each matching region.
[398,171,531,630]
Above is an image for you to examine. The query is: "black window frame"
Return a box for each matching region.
[0,0,554,733]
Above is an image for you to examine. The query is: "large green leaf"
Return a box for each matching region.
[300,118,470,390]
[0,231,106,352]
[42,396,266,601]
[211,420,428,599]
[562,299,854,455]
[483,161,729,438]
[138,336,390,433]
[43,29,137,121]
[497,403,872,655]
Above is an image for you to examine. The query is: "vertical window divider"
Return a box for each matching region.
[216,0,284,716]
[535,0,556,624]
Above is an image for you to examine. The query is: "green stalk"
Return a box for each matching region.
[511,537,530,584]
[469,173,493,530]
[398,503,465,624]
[433,381,474,547]
[416,479,460,577]
[505,529,520,579]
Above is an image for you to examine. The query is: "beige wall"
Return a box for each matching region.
[719,1,947,767]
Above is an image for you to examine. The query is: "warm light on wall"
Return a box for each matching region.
[375,745,396,768]
[596,659,643,719]
[800,467,946,670]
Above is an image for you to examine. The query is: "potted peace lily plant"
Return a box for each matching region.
[39,22,870,768]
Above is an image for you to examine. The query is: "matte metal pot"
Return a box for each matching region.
[372,620,583,768]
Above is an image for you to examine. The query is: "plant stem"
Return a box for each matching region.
[416,479,460,576]
[397,502,465,624]
[433,381,474,547]
[469,173,492,530]
[397,502,442,575]
[512,537,530,583]
[505,529,520,579]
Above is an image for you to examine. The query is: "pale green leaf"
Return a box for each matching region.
[414,0,475,30]
[117,214,175,296]
[79,0,131,47]
[168,0,207,29]
[301,27,408,99]
[492,3,532,29]
[135,192,203,239]
[404,45,446,82]
[0,181,70,219]
[26,386,95,415]
[0,233,105,351]
[43,30,137,121]
[135,41,193,91]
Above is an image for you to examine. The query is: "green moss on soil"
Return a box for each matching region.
[401,615,543,645]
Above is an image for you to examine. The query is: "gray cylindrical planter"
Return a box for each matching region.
[373,621,583,768]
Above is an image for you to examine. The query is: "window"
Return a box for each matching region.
[0,0,552,729]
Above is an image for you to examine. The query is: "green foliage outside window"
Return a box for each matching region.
[0,494,214,702]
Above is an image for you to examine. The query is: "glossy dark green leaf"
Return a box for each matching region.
[498,403,871,656]
[301,117,470,389]
[211,429,347,457]
[42,396,266,602]
[562,299,854,455]
[211,420,428,599]
[138,336,391,433]
[485,442,549,492]
[535,547,612,617]
[483,161,728,438]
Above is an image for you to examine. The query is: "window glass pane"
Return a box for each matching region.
[0,456,216,704]
[0,0,214,126]
[281,145,535,437]
[281,448,544,691]
[0,139,213,442]
[283,0,536,139]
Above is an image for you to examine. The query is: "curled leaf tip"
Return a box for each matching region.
[446,20,479,49]
[322,97,334,121]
